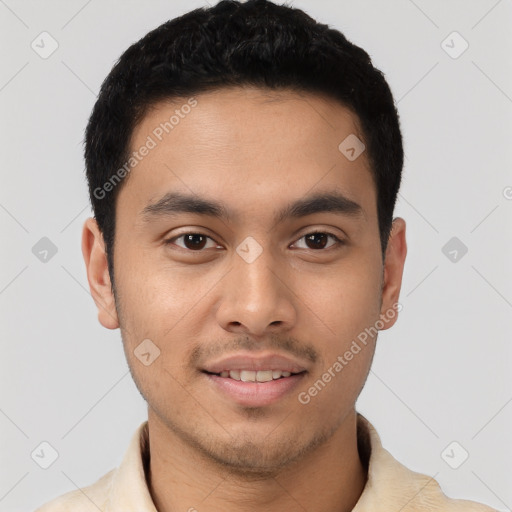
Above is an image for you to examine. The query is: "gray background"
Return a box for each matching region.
[0,0,511,510]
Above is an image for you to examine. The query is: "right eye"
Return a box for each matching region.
[164,232,220,251]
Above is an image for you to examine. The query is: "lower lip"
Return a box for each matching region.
[204,372,306,407]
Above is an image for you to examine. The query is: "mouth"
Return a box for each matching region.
[202,369,306,382]
[201,369,307,407]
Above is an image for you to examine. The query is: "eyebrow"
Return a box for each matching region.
[140,190,365,225]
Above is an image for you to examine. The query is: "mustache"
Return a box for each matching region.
[189,334,318,368]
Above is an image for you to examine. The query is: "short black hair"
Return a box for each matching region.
[84,0,403,291]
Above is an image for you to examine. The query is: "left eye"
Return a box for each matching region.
[292,231,343,250]
[165,231,343,251]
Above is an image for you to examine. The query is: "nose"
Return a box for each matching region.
[215,246,297,338]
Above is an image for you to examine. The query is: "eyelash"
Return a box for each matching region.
[163,230,345,252]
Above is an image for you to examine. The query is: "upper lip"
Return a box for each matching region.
[202,353,309,374]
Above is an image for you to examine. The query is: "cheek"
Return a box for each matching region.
[297,254,382,396]
[115,257,203,411]
[296,290,379,416]
[115,243,193,330]
[114,247,216,374]
[305,253,382,338]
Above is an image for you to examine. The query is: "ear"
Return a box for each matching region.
[379,217,407,330]
[81,217,119,329]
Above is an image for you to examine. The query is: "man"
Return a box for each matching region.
[36,0,496,510]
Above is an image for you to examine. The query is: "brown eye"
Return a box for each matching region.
[165,233,218,251]
[293,231,343,250]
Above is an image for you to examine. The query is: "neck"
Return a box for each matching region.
[146,409,367,512]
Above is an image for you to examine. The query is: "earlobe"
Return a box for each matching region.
[81,217,119,330]
[379,217,407,330]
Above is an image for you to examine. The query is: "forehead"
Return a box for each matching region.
[120,86,376,225]
[130,85,368,161]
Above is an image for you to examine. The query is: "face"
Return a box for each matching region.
[83,86,406,474]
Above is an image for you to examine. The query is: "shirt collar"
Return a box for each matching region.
[106,413,402,511]
[107,419,156,511]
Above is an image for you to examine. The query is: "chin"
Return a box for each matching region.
[191,423,332,478]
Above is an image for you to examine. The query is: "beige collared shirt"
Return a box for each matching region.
[35,414,496,511]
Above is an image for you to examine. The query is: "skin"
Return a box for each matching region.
[82,86,407,512]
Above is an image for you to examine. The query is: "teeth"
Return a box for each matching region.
[240,370,256,382]
[219,370,296,381]
[256,370,273,382]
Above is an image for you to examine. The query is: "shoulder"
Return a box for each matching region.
[34,421,151,512]
[372,445,497,511]
[388,467,497,511]
[355,414,498,511]
[33,469,115,512]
